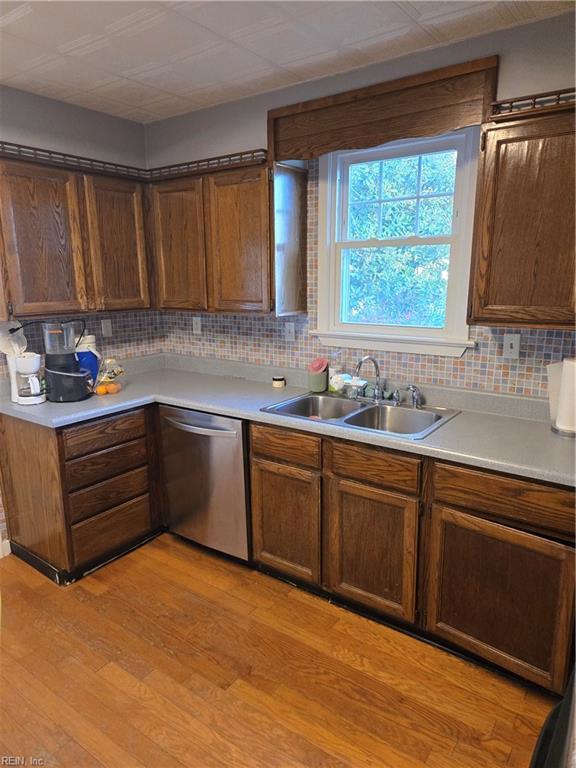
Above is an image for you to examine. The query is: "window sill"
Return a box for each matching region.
[310,329,475,357]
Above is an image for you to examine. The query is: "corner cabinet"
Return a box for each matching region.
[0,408,161,583]
[149,163,307,315]
[83,176,150,310]
[468,109,575,327]
[0,160,88,316]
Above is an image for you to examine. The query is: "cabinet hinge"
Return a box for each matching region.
[7,301,13,318]
[268,167,274,182]
[480,131,487,152]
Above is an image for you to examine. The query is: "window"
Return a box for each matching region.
[314,130,479,356]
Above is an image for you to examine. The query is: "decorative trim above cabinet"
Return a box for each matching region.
[0,141,267,182]
[490,87,575,122]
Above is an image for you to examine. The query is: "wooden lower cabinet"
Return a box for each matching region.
[0,407,160,583]
[325,478,419,622]
[425,505,574,692]
[251,457,321,584]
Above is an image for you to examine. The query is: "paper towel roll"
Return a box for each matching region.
[555,358,576,433]
[547,361,563,422]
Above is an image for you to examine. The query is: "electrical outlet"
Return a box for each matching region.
[502,333,521,359]
[192,317,202,335]
[101,319,112,338]
[284,322,295,342]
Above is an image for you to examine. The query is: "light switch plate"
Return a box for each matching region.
[284,322,295,342]
[101,319,112,338]
[192,317,202,335]
[502,333,521,359]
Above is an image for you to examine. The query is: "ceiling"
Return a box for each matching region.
[0,1,572,124]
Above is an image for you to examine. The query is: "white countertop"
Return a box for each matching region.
[0,367,573,487]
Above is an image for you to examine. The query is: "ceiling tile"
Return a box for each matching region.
[235,19,333,65]
[0,30,58,78]
[0,2,159,50]
[172,1,289,39]
[82,78,170,109]
[349,25,438,62]
[61,10,222,76]
[286,1,415,46]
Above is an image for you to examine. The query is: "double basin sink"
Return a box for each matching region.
[261,393,459,440]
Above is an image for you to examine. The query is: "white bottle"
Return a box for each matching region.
[328,349,343,393]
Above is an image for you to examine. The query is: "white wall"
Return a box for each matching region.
[145,13,575,166]
[0,85,146,167]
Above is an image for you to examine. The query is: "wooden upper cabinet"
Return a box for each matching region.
[425,505,574,693]
[83,176,150,310]
[325,478,419,622]
[0,160,88,316]
[204,167,270,312]
[150,177,207,310]
[468,111,575,327]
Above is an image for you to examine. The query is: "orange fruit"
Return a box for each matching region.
[106,382,121,394]
[95,384,108,395]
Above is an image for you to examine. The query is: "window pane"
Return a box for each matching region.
[418,195,454,236]
[341,245,450,328]
[381,156,418,198]
[347,202,379,240]
[380,199,417,239]
[420,151,457,195]
[349,161,380,201]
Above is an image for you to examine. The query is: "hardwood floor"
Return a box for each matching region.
[0,534,555,767]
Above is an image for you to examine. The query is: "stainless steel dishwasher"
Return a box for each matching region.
[159,405,249,560]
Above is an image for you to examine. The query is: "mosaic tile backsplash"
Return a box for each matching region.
[0,160,574,399]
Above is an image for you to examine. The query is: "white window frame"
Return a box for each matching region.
[312,128,480,357]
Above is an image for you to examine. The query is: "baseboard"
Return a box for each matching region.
[0,538,12,558]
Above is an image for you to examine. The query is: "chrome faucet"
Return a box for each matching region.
[405,384,422,408]
[391,388,401,406]
[355,355,382,403]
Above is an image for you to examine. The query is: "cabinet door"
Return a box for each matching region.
[469,112,575,327]
[426,505,574,692]
[204,168,270,312]
[0,161,87,315]
[83,176,150,310]
[325,478,419,622]
[150,177,207,310]
[251,457,320,584]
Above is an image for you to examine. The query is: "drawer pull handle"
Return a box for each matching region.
[164,417,237,438]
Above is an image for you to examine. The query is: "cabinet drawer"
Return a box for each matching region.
[62,409,146,459]
[71,494,152,567]
[434,463,575,538]
[250,423,321,469]
[68,466,149,524]
[65,438,148,492]
[327,440,421,495]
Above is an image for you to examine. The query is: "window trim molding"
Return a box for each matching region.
[312,129,480,358]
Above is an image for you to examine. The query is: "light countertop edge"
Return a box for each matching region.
[0,368,573,488]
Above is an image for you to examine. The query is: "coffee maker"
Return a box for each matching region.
[15,352,46,405]
[43,321,92,402]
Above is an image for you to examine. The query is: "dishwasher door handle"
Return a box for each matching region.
[163,416,238,438]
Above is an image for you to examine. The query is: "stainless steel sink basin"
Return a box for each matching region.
[343,403,456,439]
[261,393,459,439]
[265,393,367,420]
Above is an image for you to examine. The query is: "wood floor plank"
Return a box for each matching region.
[0,537,555,768]
[147,668,346,768]
[231,676,431,768]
